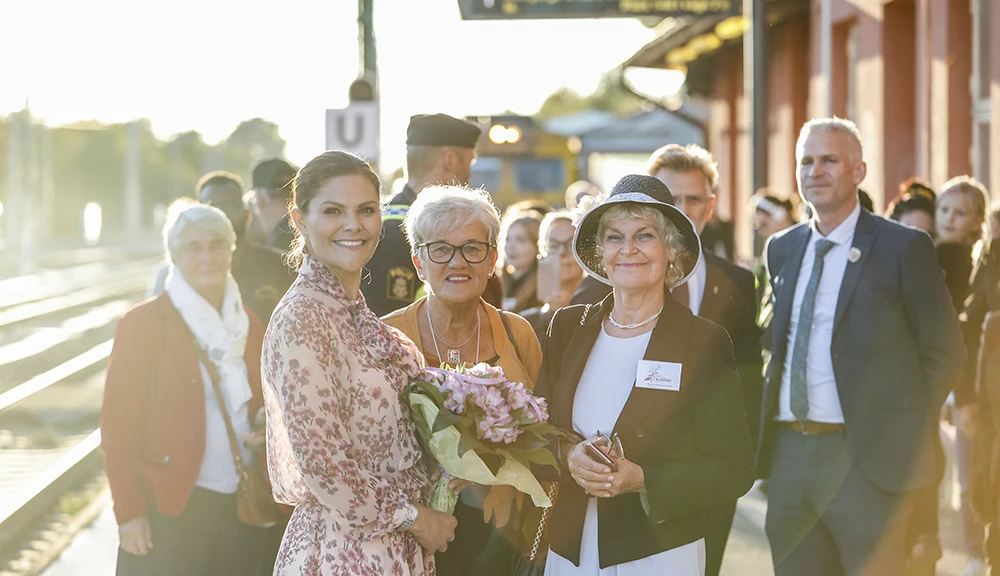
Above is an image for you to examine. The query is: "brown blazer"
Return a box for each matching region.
[100,294,265,525]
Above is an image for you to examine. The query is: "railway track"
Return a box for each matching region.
[0,253,160,574]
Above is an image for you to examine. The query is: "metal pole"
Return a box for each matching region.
[6,111,22,250]
[359,0,376,76]
[744,0,769,193]
[124,121,142,239]
[41,126,54,241]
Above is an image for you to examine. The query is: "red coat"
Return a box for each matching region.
[100,293,265,525]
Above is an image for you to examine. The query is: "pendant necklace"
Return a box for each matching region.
[426,300,481,365]
[609,305,664,330]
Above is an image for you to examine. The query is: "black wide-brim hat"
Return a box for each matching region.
[573,174,702,287]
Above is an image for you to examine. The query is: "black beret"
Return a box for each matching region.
[252,159,298,193]
[406,114,481,148]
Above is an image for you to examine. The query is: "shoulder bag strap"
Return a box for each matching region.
[182,324,248,479]
[498,310,524,363]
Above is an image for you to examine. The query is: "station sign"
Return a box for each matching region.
[325,102,379,164]
[458,0,737,19]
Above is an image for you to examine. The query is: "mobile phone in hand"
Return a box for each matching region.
[584,441,618,472]
[536,254,562,304]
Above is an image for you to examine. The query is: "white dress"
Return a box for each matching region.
[545,326,706,576]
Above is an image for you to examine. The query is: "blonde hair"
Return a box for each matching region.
[596,203,690,288]
[940,175,991,256]
[646,144,719,191]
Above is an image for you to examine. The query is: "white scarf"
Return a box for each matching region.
[165,269,252,414]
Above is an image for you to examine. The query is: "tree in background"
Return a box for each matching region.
[535,70,645,120]
[0,114,286,243]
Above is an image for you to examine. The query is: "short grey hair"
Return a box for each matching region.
[404,185,502,255]
[596,203,690,288]
[163,198,236,264]
[538,210,575,257]
[796,117,864,161]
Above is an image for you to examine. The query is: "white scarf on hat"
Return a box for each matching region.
[165,269,252,414]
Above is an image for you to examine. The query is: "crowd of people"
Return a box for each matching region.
[98,112,1000,576]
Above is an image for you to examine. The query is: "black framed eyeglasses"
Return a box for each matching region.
[416,241,495,264]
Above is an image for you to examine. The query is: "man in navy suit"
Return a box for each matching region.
[758,118,966,575]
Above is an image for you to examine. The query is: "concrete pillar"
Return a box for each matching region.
[854,8,886,207]
[882,0,917,210]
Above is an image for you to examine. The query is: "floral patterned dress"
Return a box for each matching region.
[262,255,434,575]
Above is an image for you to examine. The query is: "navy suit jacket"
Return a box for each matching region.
[756,209,966,492]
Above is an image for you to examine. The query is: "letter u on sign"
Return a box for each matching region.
[325,102,379,162]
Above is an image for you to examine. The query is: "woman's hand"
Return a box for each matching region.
[406,504,458,553]
[448,477,474,496]
[567,437,645,498]
[119,515,153,556]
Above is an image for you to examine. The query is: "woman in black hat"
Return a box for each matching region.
[534,174,755,575]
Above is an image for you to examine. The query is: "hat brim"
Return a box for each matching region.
[573,192,702,287]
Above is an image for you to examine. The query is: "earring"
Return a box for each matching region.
[303,244,309,255]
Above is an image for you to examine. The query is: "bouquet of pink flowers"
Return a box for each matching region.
[407,363,564,513]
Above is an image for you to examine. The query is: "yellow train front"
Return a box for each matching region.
[468,115,579,210]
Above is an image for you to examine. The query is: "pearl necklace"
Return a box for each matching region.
[608,305,664,330]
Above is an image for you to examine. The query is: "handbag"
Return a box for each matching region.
[512,481,559,576]
[188,334,282,528]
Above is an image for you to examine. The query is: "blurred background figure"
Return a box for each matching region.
[563,179,600,210]
[887,178,937,236]
[971,239,1000,573]
[857,188,875,212]
[504,199,554,219]
[499,210,544,313]
[934,176,992,576]
[749,189,800,357]
[103,200,269,576]
[242,189,270,245]
[363,113,482,317]
[990,204,1000,242]
[148,172,293,323]
[251,159,299,252]
[519,211,584,340]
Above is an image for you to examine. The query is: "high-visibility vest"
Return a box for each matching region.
[382,204,409,222]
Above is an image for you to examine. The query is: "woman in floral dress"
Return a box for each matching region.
[261,151,458,575]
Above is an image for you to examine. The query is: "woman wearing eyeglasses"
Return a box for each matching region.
[520,211,585,341]
[383,185,544,576]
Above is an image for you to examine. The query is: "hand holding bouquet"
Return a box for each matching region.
[408,363,564,513]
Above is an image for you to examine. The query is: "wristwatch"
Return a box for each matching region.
[399,502,419,531]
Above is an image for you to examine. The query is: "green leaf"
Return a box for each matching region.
[432,409,462,433]
[457,434,486,457]
[409,381,446,406]
[479,452,503,475]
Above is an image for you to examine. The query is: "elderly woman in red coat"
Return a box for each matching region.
[101,200,269,576]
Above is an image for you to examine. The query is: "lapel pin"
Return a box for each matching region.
[848,247,862,263]
[713,286,719,295]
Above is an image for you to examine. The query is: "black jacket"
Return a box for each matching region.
[362,186,420,318]
[535,291,755,568]
[571,254,764,443]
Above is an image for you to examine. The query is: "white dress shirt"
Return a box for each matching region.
[777,202,861,423]
[673,251,706,316]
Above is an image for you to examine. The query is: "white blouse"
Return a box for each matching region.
[545,326,705,576]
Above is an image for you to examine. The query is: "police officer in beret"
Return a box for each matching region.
[362,113,482,317]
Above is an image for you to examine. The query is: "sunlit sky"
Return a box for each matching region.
[2,0,655,173]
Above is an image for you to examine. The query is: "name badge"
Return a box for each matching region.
[636,360,682,391]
